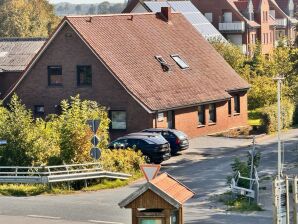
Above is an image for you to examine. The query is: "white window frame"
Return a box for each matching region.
[204,12,213,22]
[111,111,127,130]
[171,54,189,69]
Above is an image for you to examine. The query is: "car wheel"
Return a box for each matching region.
[171,150,179,156]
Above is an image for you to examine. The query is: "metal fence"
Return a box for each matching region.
[0,163,131,184]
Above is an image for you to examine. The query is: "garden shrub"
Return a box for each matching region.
[53,95,110,164]
[100,149,145,175]
[0,95,60,166]
[260,99,295,134]
[227,151,261,189]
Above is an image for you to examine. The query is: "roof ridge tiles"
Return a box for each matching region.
[65,12,180,19]
[0,37,47,42]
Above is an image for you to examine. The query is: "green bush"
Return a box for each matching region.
[0,95,60,166]
[100,149,145,175]
[53,95,110,164]
[227,151,261,189]
[0,94,145,175]
[260,99,295,134]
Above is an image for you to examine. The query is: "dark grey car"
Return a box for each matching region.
[108,134,171,164]
[142,128,189,155]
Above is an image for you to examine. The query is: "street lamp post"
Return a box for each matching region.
[274,75,285,224]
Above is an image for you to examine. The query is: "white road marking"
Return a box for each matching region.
[88,220,124,224]
[27,215,61,220]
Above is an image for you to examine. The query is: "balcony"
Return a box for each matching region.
[218,21,245,33]
[275,18,287,28]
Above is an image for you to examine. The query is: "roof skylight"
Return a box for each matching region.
[171,54,189,69]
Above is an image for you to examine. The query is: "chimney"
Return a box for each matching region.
[161,6,171,22]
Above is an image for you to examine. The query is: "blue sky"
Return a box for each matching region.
[49,0,123,4]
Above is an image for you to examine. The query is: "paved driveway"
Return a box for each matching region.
[0,129,298,224]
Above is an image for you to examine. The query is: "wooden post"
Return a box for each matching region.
[164,209,171,224]
[179,206,184,224]
[132,208,138,224]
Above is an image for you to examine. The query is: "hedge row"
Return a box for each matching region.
[260,100,295,134]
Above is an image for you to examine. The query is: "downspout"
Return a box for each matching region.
[154,112,158,128]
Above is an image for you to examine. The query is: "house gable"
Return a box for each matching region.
[126,189,176,209]
[5,20,152,114]
[7,21,152,135]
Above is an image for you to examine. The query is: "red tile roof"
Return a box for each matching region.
[65,13,249,112]
[119,172,195,208]
[5,12,249,112]
[150,173,194,204]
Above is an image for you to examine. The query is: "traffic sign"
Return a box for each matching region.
[90,148,101,160]
[91,136,100,146]
[0,140,7,145]
[140,164,161,182]
[87,119,101,134]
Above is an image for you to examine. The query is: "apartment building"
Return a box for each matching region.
[192,0,296,54]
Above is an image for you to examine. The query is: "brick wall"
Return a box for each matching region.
[256,0,275,54]
[154,92,248,138]
[11,23,152,140]
[0,72,21,99]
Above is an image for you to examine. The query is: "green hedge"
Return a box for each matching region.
[260,100,295,134]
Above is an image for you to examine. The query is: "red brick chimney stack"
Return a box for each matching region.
[161,6,171,22]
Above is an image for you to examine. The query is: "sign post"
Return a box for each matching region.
[273,176,290,224]
[140,164,161,182]
[87,119,101,160]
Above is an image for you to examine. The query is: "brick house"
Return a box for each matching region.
[274,0,298,42]
[4,9,250,139]
[274,0,298,17]
[191,0,296,54]
[0,38,46,98]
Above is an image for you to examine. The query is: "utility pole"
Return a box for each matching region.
[273,75,285,224]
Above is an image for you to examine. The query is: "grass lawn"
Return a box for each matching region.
[248,110,262,126]
[0,172,143,197]
[218,192,263,212]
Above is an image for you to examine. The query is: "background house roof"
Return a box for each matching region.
[65,13,249,111]
[0,38,46,72]
[226,0,261,27]
[141,1,226,41]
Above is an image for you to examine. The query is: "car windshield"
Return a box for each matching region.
[173,130,187,139]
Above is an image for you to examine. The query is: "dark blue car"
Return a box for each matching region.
[108,134,171,164]
[142,128,189,155]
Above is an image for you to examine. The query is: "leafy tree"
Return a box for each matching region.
[97,2,110,14]
[210,40,247,77]
[75,5,82,14]
[0,95,59,166]
[228,151,261,189]
[55,95,110,164]
[0,0,60,37]
[88,4,96,14]
[211,40,298,111]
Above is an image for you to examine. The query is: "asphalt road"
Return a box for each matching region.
[0,129,298,224]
